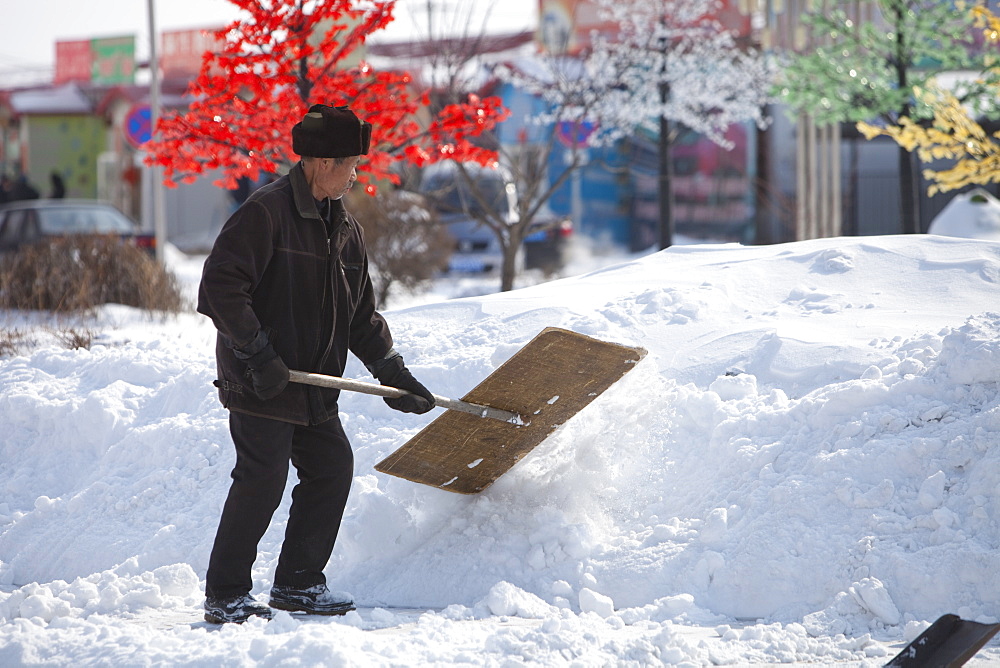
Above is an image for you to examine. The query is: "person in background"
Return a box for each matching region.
[196,104,436,624]
[50,171,66,199]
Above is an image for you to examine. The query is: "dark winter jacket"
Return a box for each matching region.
[197,161,393,425]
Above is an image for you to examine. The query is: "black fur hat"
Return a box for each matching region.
[292,104,371,158]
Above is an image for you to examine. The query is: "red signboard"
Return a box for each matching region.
[538,0,751,55]
[538,0,617,55]
[160,26,226,79]
[55,36,136,85]
[54,40,94,84]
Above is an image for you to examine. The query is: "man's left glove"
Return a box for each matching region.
[244,344,290,401]
[368,350,435,415]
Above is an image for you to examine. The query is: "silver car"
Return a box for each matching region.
[0,199,155,254]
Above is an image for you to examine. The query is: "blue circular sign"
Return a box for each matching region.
[125,104,152,148]
[556,120,597,148]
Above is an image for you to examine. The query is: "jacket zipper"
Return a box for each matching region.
[315,223,342,370]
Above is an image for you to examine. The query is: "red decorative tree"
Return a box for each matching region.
[145,0,509,193]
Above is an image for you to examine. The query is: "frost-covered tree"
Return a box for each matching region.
[486,55,606,290]
[858,6,1000,195]
[390,1,589,292]
[460,0,775,291]
[777,0,999,234]
[587,0,771,147]
[362,0,530,292]
[583,0,774,248]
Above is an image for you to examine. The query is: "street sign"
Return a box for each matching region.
[556,120,597,148]
[124,104,152,148]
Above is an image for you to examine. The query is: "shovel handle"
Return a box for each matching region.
[288,370,523,424]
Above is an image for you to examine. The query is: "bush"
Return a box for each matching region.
[0,327,32,357]
[0,325,103,358]
[347,189,453,306]
[0,237,184,313]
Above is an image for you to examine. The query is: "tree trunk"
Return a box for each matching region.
[890,2,919,235]
[898,146,919,234]
[658,112,674,250]
[753,110,772,245]
[500,242,518,292]
[296,55,312,102]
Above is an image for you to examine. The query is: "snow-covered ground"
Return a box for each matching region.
[1,234,998,666]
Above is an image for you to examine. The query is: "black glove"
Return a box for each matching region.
[244,344,289,401]
[370,352,435,415]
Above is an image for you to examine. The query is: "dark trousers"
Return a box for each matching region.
[205,411,354,600]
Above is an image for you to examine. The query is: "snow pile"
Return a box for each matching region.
[928,188,1000,242]
[1,234,998,666]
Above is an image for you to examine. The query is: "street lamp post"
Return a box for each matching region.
[146,0,166,263]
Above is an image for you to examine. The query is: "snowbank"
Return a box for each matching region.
[1,234,998,665]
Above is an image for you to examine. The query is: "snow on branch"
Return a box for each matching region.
[501,0,775,149]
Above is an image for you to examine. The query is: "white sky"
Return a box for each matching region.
[0,0,539,82]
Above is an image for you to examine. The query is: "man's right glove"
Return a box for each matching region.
[232,330,289,401]
[243,344,289,401]
[369,351,435,415]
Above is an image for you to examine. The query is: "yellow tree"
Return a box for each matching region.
[858,7,1000,195]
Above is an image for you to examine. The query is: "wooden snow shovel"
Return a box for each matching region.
[289,327,646,494]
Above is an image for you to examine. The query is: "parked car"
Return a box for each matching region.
[523,214,574,275]
[416,161,573,274]
[0,199,155,255]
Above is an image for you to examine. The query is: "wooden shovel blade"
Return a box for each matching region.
[374,327,646,494]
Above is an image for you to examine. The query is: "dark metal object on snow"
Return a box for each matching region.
[885,614,1000,668]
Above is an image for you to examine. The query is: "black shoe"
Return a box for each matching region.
[268,584,355,615]
[204,594,274,624]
